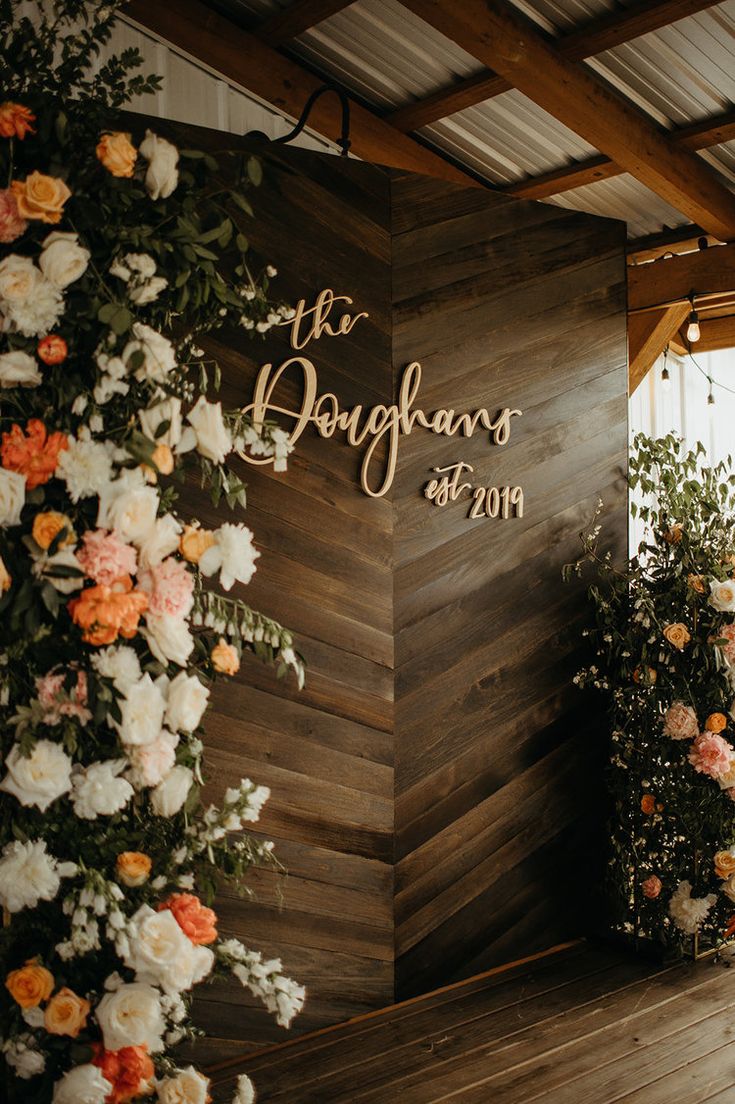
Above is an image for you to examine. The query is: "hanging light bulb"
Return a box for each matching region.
[708,382,715,406]
[687,293,700,343]
[661,346,671,390]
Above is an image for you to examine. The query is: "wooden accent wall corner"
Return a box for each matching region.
[147,118,628,1060]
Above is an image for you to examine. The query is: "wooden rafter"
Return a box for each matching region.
[690,314,735,352]
[122,0,475,186]
[627,226,713,265]
[628,303,689,393]
[388,0,720,133]
[628,243,735,311]
[506,108,735,202]
[257,0,354,46]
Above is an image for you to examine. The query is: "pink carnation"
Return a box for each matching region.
[719,623,735,666]
[36,668,90,725]
[77,528,137,586]
[642,875,662,900]
[663,701,699,741]
[0,187,27,244]
[688,731,734,780]
[126,729,178,788]
[138,557,194,619]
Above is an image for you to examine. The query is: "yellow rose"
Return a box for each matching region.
[211,638,240,676]
[116,851,152,888]
[663,623,691,650]
[11,171,71,224]
[179,524,215,564]
[705,713,728,733]
[5,960,54,1008]
[44,987,90,1037]
[32,510,74,551]
[0,555,10,593]
[96,131,137,178]
[715,850,735,879]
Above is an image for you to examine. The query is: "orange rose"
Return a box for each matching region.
[93,1044,154,1104]
[116,851,152,888]
[5,960,53,1008]
[32,510,75,551]
[0,555,10,593]
[706,713,728,733]
[179,524,215,564]
[158,892,218,945]
[11,171,71,224]
[96,132,137,178]
[715,851,735,879]
[687,574,706,595]
[37,335,68,365]
[0,102,36,140]
[0,419,67,489]
[44,987,90,1037]
[663,623,691,650]
[633,665,657,685]
[640,794,655,815]
[211,637,239,675]
[68,575,148,646]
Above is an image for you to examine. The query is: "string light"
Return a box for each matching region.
[661,345,670,390]
[686,293,700,344]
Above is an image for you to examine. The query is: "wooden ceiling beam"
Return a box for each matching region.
[257,0,354,47]
[692,314,735,352]
[506,108,735,201]
[627,225,713,264]
[122,0,477,186]
[628,302,689,393]
[628,243,735,311]
[401,0,735,241]
[388,0,720,132]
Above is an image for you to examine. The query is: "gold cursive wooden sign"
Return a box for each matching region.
[239,288,523,504]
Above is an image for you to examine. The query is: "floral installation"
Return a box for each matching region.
[567,433,735,956]
[0,3,305,1102]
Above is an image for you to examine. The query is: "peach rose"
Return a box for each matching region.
[44,987,90,1037]
[663,701,698,741]
[5,960,53,1008]
[158,892,218,945]
[211,637,239,675]
[11,171,71,224]
[663,623,691,650]
[116,851,152,888]
[715,851,735,879]
[179,524,215,564]
[640,794,655,815]
[642,875,662,900]
[688,574,706,595]
[37,335,68,365]
[0,555,10,593]
[32,510,75,551]
[0,102,36,140]
[96,132,137,178]
[706,713,728,733]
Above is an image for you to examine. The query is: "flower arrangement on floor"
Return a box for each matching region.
[0,3,305,1102]
[569,432,735,956]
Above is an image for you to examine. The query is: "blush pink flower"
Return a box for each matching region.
[138,557,194,619]
[663,701,699,741]
[0,187,27,243]
[642,875,662,899]
[77,529,138,587]
[126,729,178,789]
[36,668,90,725]
[688,732,734,780]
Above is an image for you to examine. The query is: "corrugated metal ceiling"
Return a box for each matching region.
[206,0,735,238]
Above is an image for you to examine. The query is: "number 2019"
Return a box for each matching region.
[468,485,524,520]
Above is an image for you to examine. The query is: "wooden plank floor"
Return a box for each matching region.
[207,940,735,1103]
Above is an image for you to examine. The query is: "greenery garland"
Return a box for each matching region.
[569,433,735,957]
[0,3,305,1102]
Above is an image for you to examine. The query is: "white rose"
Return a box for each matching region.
[231,1074,256,1104]
[0,838,76,913]
[139,396,182,448]
[116,674,166,747]
[0,467,25,526]
[0,350,41,387]
[126,729,178,789]
[140,130,179,200]
[32,545,84,595]
[97,471,159,544]
[96,982,165,1052]
[53,1064,112,1104]
[39,231,90,288]
[138,513,181,568]
[123,322,176,383]
[91,645,141,695]
[157,1067,210,1104]
[71,760,134,819]
[711,579,735,612]
[165,672,209,733]
[124,905,213,992]
[150,765,193,817]
[198,523,259,591]
[0,740,72,810]
[186,396,232,463]
[0,253,39,303]
[145,613,194,667]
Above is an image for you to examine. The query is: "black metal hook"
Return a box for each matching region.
[246,82,351,157]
